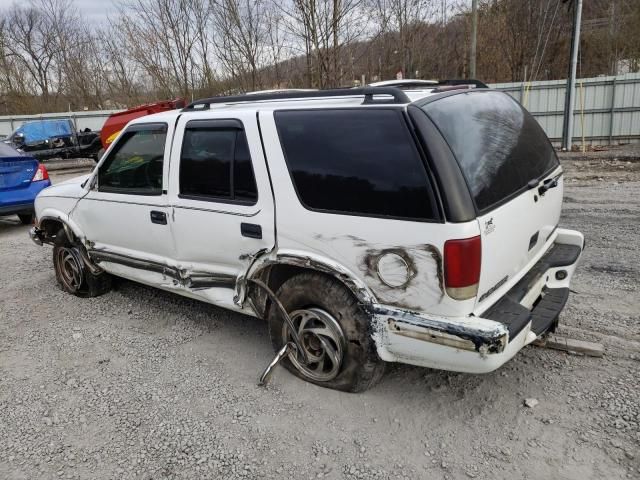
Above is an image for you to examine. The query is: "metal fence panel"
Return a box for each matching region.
[490,72,640,146]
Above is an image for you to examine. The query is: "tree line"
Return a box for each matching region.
[0,0,638,115]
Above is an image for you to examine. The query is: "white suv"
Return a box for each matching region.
[30,86,584,392]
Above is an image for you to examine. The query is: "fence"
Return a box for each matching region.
[0,110,119,138]
[490,72,640,147]
[1,72,639,146]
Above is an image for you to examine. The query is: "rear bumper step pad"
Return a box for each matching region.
[481,242,580,341]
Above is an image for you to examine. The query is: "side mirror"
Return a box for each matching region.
[13,132,25,147]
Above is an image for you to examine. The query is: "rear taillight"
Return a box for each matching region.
[32,164,49,182]
[444,235,481,300]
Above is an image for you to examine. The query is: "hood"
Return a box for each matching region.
[58,173,92,186]
[38,174,91,198]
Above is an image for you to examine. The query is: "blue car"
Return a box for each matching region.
[0,143,51,224]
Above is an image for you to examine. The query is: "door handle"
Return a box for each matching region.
[150,210,167,225]
[241,223,262,239]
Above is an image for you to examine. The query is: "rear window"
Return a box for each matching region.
[0,143,23,157]
[275,109,437,220]
[422,91,559,212]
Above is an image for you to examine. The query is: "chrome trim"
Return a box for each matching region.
[173,204,261,217]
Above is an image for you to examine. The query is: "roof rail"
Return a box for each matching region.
[182,87,411,111]
[438,79,489,89]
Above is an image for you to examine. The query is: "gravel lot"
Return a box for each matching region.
[1,160,639,480]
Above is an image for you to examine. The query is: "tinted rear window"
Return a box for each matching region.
[275,109,437,220]
[422,91,559,212]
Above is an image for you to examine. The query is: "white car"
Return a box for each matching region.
[30,86,584,392]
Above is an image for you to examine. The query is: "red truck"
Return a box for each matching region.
[98,98,185,159]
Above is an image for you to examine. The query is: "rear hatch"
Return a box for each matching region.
[0,144,38,191]
[422,90,562,310]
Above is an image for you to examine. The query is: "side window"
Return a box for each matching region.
[179,123,258,204]
[275,109,438,220]
[98,124,167,195]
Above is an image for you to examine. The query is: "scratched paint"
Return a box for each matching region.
[361,244,443,311]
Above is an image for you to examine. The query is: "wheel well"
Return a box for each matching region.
[40,218,64,237]
[250,263,361,319]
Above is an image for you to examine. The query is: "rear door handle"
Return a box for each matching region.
[241,223,262,239]
[150,210,167,225]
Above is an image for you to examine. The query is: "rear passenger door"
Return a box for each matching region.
[260,108,481,318]
[167,112,275,310]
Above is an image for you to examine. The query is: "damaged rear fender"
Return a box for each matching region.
[238,249,379,310]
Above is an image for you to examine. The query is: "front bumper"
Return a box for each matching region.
[372,228,584,374]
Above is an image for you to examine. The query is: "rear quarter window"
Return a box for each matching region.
[274,109,438,221]
[422,91,559,212]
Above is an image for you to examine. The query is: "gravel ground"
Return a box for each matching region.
[1,161,639,480]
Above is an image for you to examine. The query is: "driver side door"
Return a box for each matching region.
[72,122,178,286]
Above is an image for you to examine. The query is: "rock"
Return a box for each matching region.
[524,398,539,408]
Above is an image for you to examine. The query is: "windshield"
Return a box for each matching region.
[0,142,24,157]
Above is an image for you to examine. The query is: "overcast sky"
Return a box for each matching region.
[73,0,119,24]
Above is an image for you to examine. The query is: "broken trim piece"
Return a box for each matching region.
[88,249,236,289]
[373,305,508,354]
[246,278,308,364]
[258,342,297,386]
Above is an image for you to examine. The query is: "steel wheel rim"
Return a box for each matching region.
[56,247,83,292]
[282,307,346,382]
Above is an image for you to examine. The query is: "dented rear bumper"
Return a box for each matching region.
[371,305,516,373]
[372,228,584,374]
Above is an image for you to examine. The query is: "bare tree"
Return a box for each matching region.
[278,0,368,87]
[113,0,206,98]
[211,0,267,92]
[0,0,639,114]
[3,1,63,109]
[371,0,435,78]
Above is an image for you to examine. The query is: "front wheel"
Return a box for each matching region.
[267,272,385,392]
[53,229,111,298]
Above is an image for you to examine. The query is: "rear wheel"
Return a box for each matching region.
[267,272,385,392]
[53,228,111,297]
[18,213,33,225]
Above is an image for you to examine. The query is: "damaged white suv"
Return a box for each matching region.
[31,86,584,392]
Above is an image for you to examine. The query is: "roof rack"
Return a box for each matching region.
[368,79,438,88]
[183,87,411,111]
[438,79,489,88]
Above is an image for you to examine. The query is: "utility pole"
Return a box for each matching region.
[470,0,478,78]
[561,0,583,151]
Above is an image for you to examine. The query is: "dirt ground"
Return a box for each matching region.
[1,160,638,480]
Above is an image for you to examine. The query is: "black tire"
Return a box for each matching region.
[53,228,112,298]
[267,272,385,392]
[18,213,33,225]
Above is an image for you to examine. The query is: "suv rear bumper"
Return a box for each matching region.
[372,228,584,374]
